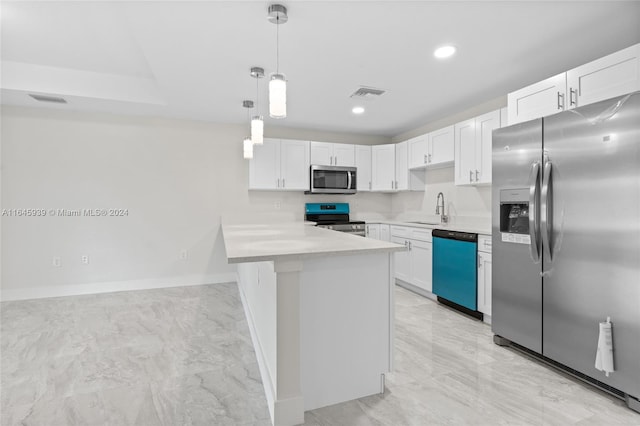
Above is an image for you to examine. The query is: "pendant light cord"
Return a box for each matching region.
[276,15,280,74]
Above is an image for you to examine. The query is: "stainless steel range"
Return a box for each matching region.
[305,203,365,237]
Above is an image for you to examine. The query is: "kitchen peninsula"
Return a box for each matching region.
[222,222,404,426]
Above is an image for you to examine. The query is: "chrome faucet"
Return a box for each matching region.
[436,192,448,224]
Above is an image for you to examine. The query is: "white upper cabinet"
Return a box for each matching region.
[428,125,455,167]
[249,138,310,191]
[355,145,372,191]
[455,110,501,186]
[395,141,408,190]
[407,126,454,169]
[567,43,640,109]
[371,144,395,191]
[310,142,355,167]
[508,73,566,125]
[249,138,280,190]
[407,135,428,169]
[280,139,311,190]
[508,43,640,125]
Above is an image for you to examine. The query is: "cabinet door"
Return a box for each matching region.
[567,43,640,109]
[454,118,476,186]
[395,141,408,190]
[409,240,433,292]
[355,145,372,191]
[477,251,492,316]
[407,135,428,169]
[507,73,566,125]
[333,144,356,167]
[280,139,310,190]
[366,224,380,239]
[379,225,390,242]
[474,110,500,185]
[310,141,332,166]
[371,144,395,191]
[428,125,454,166]
[249,138,280,189]
[391,236,410,283]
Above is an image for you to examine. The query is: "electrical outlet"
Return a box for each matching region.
[81,255,90,265]
[180,249,188,260]
[52,256,62,267]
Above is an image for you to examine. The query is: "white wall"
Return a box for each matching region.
[0,106,392,300]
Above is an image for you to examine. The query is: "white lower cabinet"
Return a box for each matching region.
[409,239,433,292]
[365,224,380,239]
[391,226,433,293]
[477,235,492,318]
[379,224,390,242]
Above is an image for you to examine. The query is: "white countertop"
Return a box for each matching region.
[222,222,405,264]
[368,220,491,236]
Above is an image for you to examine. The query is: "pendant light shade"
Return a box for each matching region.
[269,73,287,119]
[251,115,264,145]
[268,5,288,119]
[243,137,254,159]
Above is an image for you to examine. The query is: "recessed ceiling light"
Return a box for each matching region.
[352,106,365,115]
[434,45,456,59]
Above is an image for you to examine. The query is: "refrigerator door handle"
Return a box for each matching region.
[528,161,541,263]
[541,158,554,267]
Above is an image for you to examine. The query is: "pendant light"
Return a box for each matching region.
[242,100,254,159]
[250,67,264,145]
[268,4,288,119]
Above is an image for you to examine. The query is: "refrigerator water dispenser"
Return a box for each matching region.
[499,188,531,244]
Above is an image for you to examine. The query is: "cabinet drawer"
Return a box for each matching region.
[409,228,432,242]
[390,225,410,238]
[478,235,492,253]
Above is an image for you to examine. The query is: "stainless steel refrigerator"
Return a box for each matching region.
[492,91,640,411]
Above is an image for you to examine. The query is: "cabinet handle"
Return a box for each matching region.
[569,87,577,106]
[475,170,479,181]
[335,155,338,165]
[424,154,427,164]
[469,170,473,183]
[408,241,412,250]
[277,178,280,188]
[428,153,432,163]
[282,178,285,188]
[369,181,372,190]
[557,91,565,110]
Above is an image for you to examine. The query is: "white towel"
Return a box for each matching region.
[595,317,614,377]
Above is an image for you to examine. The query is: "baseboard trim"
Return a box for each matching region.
[0,272,238,302]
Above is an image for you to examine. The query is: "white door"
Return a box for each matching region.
[371,144,395,191]
[395,141,408,191]
[507,72,567,125]
[391,236,410,283]
[355,145,372,191]
[310,141,332,166]
[454,118,476,186]
[366,224,380,239]
[474,110,500,185]
[407,135,428,169]
[477,251,492,316]
[280,139,310,190]
[567,43,640,108]
[379,224,390,242]
[333,144,356,167]
[249,138,280,190]
[428,125,454,166]
[409,239,433,292]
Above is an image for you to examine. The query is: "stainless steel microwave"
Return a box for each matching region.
[307,165,357,194]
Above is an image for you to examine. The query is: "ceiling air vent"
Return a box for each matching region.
[350,86,386,100]
[29,94,67,104]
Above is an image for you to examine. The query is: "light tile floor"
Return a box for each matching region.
[1,283,639,425]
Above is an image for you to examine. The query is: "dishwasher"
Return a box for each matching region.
[432,229,481,320]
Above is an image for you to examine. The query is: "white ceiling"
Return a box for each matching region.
[2,1,640,137]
